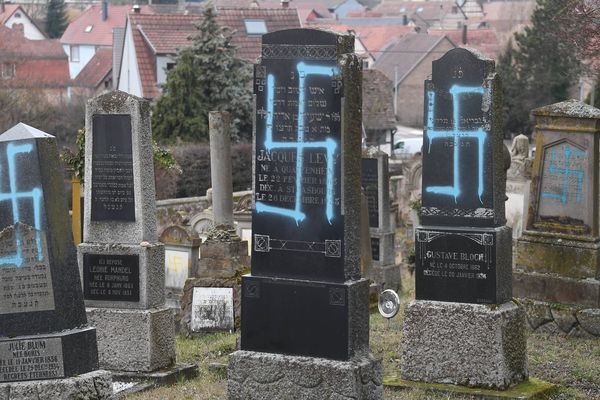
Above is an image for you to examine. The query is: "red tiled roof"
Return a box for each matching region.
[73,48,112,88]
[429,28,500,59]
[0,25,65,59]
[0,4,20,24]
[61,4,153,46]
[0,26,69,88]
[130,14,200,54]
[216,7,301,60]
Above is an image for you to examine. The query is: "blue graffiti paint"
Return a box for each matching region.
[425,84,486,203]
[0,142,44,267]
[541,145,585,204]
[256,62,339,225]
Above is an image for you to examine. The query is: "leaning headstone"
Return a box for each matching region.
[78,91,186,378]
[362,147,400,290]
[515,100,600,336]
[506,134,532,239]
[401,48,528,389]
[227,28,382,399]
[160,225,201,311]
[0,123,111,398]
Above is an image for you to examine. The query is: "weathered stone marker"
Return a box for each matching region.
[0,123,111,397]
[515,100,600,336]
[401,48,527,389]
[362,148,400,290]
[78,91,176,373]
[228,28,382,399]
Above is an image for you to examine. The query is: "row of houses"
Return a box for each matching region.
[0,0,531,129]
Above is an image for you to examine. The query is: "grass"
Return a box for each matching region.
[129,270,600,399]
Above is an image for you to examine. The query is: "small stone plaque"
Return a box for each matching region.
[191,287,234,331]
[371,237,380,261]
[362,158,379,228]
[83,254,139,302]
[0,337,64,382]
[90,114,135,222]
[415,227,497,304]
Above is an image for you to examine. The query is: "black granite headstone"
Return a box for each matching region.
[242,29,367,360]
[415,48,510,305]
[251,29,353,283]
[90,114,135,222]
[0,123,98,382]
[83,254,140,302]
[361,158,379,228]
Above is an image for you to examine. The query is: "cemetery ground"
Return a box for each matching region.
[127,269,600,400]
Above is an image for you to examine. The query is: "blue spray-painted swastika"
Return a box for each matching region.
[0,143,44,267]
[256,62,338,225]
[541,145,585,205]
[425,85,487,203]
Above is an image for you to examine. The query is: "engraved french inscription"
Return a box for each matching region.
[0,337,64,382]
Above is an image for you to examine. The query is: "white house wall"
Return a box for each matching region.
[156,55,175,86]
[4,12,45,40]
[65,44,96,79]
[117,21,142,97]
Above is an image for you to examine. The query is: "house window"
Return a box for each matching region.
[70,45,80,62]
[452,6,458,14]
[1,63,15,79]
[14,12,21,18]
[85,25,93,33]
[166,62,176,71]
[244,19,267,35]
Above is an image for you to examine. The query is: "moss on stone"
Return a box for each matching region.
[383,376,558,399]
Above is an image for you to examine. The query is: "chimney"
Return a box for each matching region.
[0,0,4,14]
[132,4,141,13]
[462,24,467,45]
[102,1,108,21]
[402,14,408,25]
[281,0,289,8]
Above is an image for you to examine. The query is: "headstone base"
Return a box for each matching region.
[87,307,175,372]
[227,350,382,400]
[0,327,99,383]
[515,231,600,279]
[513,271,600,308]
[241,276,369,360]
[78,242,166,309]
[111,362,198,385]
[0,370,112,400]
[401,300,527,390]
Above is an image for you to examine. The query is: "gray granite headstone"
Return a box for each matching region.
[401,48,527,390]
[78,91,175,373]
[0,123,110,396]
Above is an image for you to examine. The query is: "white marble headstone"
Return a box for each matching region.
[191,287,234,332]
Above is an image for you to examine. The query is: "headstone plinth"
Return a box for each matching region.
[78,91,178,374]
[400,48,527,390]
[227,29,382,399]
[362,148,400,290]
[0,124,111,398]
[515,100,600,336]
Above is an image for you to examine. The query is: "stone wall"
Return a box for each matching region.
[521,299,600,337]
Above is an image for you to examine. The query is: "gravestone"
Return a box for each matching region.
[227,28,382,400]
[506,134,532,239]
[78,91,177,373]
[179,112,249,336]
[190,287,234,332]
[0,123,111,398]
[401,48,527,389]
[515,100,600,335]
[362,147,400,290]
[160,225,201,310]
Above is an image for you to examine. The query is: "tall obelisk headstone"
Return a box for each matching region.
[0,123,111,398]
[227,28,382,399]
[401,48,527,389]
[78,91,176,372]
